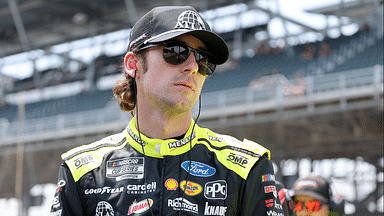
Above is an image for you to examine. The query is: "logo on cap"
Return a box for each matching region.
[175,11,206,30]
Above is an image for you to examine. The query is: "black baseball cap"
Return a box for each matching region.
[128,6,229,65]
[292,175,330,202]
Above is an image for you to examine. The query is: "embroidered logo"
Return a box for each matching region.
[180,180,202,196]
[128,199,153,215]
[106,157,144,181]
[165,178,178,190]
[175,10,207,30]
[181,161,216,177]
[95,201,114,216]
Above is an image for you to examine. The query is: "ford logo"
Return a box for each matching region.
[181,161,216,177]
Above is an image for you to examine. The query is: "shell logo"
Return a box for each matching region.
[165,178,178,190]
[180,180,202,196]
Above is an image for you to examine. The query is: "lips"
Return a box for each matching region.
[175,81,194,91]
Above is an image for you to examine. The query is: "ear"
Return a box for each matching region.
[124,52,138,78]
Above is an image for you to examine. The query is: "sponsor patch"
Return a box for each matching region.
[264,185,277,198]
[55,180,66,193]
[165,179,178,190]
[262,174,276,182]
[208,134,224,142]
[50,210,62,216]
[95,201,114,216]
[204,180,227,200]
[74,154,95,169]
[265,199,274,208]
[227,153,249,168]
[278,187,286,204]
[204,202,227,215]
[180,180,202,196]
[167,198,198,214]
[128,199,153,215]
[266,210,284,216]
[127,127,146,146]
[208,134,223,142]
[52,195,60,209]
[168,132,195,150]
[106,157,144,181]
[127,182,156,194]
[275,203,283,210]
[181,161,216,177]
[264,185,276,193]
[84,186,124,195]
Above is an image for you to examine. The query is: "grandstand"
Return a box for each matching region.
[0,0,383,215]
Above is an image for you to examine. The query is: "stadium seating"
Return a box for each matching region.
[203,30,382,93]
[2,29,382,125]
[0,90,114,123]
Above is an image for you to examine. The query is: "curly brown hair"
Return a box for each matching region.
[113,50,148,113]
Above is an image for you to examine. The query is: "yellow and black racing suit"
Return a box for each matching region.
[50,117,284,216]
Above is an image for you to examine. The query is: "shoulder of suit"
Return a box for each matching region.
[198,128,271,180]
[61,130,127,182]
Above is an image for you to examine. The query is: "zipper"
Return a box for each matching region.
[160,156,165,215]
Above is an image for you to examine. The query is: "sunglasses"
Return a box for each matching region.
[294,200,327,212]
[138,41,216,76]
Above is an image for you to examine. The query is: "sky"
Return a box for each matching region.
[0,0,360,80]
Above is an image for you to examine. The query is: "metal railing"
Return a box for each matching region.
[0,65,382,140]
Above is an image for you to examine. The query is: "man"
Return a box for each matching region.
[276,181,295,216]
[50,6,284,215]
[292,174,344,216]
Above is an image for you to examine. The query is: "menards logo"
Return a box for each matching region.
[128,199,153,215]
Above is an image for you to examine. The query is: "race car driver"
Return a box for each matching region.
[50,6,284,216]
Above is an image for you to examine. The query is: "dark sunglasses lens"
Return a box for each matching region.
[195,52,215,76]
[294,201,323,212]
[198,60,215,76]
[163,44,189,64]
[306,200,321,212]
[294,201,303,212]
[163,42,216,76]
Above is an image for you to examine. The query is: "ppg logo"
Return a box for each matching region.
[204,180,227,200]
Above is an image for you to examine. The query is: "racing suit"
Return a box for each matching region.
[50,117,284,216]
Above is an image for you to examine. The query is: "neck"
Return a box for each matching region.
[134,107,192,140]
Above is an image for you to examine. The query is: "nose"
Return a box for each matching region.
[182,51,199,75]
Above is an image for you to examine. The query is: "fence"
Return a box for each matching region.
[0,65,382,140]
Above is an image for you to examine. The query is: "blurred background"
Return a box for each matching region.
[0,0,382,215]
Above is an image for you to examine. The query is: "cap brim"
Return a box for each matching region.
[292,191,329,202]
[147,29,229,65]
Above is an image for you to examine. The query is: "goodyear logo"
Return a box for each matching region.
[227,153,249,168]
[180,180,202,196]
